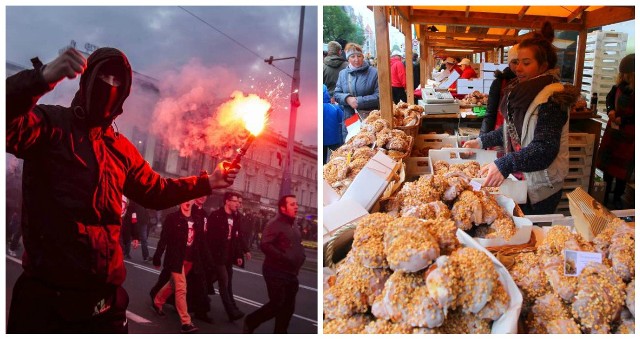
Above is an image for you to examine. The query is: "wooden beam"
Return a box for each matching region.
[374,6,394,124]
[518,6,530,20]
[403,18,415,104]
[567,6,588,23]
[426,31,519,40]
[583,6,634,29]
[574,29,587,89]
[396,6,410,22]
[465,6,470,18]
[420,28,428,89]
[410,10,584,31]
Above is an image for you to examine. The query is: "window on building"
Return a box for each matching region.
[153,139,169,171]
[180,155,190,171]
[131,127,148,158]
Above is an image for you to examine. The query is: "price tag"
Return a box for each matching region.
[563,250,602,276]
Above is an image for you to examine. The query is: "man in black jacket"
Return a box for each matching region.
[243,195,305,333]
[152,200,210,333]
[6,47,239,333]
[206,192,246,321]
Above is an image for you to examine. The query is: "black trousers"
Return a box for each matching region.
[208,264,239,317]
[519,189,563,215]
[392,86,407,104]
[8,273,128,333]
[245,266,299,333]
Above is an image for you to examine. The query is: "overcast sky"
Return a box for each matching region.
[6,6,318,146]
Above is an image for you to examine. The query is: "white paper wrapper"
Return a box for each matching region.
[323,230,523,334]
[457,229,523,334]
[473,195,533,247]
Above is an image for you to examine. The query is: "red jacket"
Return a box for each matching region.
[6,48,212,292]
[460,66,478,79]
[390,56,406,88]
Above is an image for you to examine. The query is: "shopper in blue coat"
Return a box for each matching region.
[323,85,344,164]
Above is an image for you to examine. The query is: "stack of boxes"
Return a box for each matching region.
[580,30,628,136]
[557,133,596,215]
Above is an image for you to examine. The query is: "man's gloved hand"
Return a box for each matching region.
[209,161,241,189]
[42,48,87,85]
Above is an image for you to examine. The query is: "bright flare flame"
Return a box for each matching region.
[229,92,270,136]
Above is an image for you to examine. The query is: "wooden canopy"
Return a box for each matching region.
[371,6,634,123]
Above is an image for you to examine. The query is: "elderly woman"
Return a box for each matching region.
[334,43,379,125]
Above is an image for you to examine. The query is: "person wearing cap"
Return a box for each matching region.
[443,56,462,92]
[334,42,379,123]
[6,47,240,333]
[596,53,635,209]
[480,44,519,135]
[458,58,478,79]
[390,48,407,104]
[323,40,348,99]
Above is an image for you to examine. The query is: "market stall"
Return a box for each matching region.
[322,5,634,334]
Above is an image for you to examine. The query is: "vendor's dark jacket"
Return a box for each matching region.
[153,209,211,274]
[207,207,248,266]
[6,48,212,293]
[261,213,306,276]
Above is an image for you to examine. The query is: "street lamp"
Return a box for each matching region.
[264,6,305,199]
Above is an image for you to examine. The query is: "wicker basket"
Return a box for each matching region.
[323,223,356,268]
[393,123,419,140]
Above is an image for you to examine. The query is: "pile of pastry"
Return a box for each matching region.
[460,90,488,106]
[509,221,634,333]
[324,213,511,334]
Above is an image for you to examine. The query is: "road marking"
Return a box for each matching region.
[140,247,317,292]
[8,255,317,326]
[6,255,152,324]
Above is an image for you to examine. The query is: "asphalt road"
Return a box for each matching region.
[5,238,318,334]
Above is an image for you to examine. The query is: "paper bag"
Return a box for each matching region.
[566,187,617,241]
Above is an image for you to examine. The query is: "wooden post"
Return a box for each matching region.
[403,17,414,104]
[374,6,393,124]
[420,26,428,88]
[574,29,587,89]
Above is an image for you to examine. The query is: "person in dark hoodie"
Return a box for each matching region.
[243,195,305,334]
[6,47,239,333]
[480,44,519,136]
[464,22,580,215]
[323,41,348,100]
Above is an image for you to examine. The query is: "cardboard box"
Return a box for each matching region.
[323,151,400,243]
[322,198,368,243]
[429,148,528,204]
[456,79,484,95]
[567,187,617,241]
[480,62,508,80]
[323,180,341,206]
[342,151,400,211]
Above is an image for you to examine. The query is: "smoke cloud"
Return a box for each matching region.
[150,59,272,158]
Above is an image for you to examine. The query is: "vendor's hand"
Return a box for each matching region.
[607,110,616,121]
[42,48,87,85]
[131,240,140,249]
[209,161,240,189]
[614,117,622,125]
[463,139,480,149]
[346,96,358,109]
[482,162,505,187]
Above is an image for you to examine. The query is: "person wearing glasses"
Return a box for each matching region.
[205,192,246,322]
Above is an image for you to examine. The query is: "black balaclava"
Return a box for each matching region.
[71,47,132,128]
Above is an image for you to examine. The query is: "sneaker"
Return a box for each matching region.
[7,249,17,257]
[143,257,153,263]
[180,323,199,333]
[195,312,214,324]
[151,297,165,316]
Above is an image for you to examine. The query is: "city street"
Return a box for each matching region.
[5,237,318,334]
